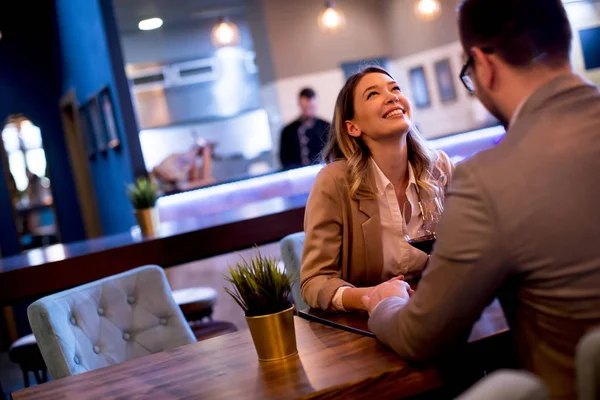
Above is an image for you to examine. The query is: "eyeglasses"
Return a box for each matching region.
[459,48,494,94]
[459,56,476,93]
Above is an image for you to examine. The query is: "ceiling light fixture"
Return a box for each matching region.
[414,0,442,21]
[318,1,345,32]
[138,18,163,31]
[211,17,241,48]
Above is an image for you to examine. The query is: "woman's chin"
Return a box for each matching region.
[387,121,411,136]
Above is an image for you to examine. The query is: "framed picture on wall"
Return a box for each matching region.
[87,97,106,153]
[340,57,391,79]
[579,27,600,70]
[409,66,431,109]
[434,59,457,102]
[98,87,121,149]
[78,104,96,157]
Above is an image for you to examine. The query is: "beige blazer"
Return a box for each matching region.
[368,75,600,399]
[301,152,453,311]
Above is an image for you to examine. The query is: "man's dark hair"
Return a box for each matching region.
[458,0,572,68]
[299,87,316,99]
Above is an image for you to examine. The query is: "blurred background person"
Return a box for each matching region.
[279,88,330,170]
[152,140,216,192]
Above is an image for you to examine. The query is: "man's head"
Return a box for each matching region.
[458,0,573,126]
[299,87,317,119]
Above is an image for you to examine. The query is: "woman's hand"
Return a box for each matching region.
[386,275,415,296]
[361,280,412,314]
[340,276,413,311]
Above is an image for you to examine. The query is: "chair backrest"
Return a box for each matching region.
[456,370,548,400]
[28,265,196,380]
[280,232,309,311]
[577,327,600,400]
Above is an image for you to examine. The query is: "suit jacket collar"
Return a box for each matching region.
[508,74,593,137]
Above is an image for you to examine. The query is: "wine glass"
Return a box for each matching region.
[402,197,444,255]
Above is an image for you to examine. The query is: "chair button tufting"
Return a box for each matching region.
[123,332,131,341]
[159,318,168,325]
[70,316,77,325]
[93,346,100,354]
[97,307,105,316]
[127,296,135,305]
[74,356,80,364]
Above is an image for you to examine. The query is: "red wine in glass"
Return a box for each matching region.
[403,197,443,255]
[407,233,436,255]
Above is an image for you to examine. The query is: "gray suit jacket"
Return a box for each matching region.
[369,74,600,399]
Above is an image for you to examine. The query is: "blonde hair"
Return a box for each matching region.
[322,66,448,200]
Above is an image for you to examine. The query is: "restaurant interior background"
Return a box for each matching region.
[0,0,598,257]
[0,0,598,381]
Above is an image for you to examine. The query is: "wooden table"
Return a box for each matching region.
[0,194,307,306]
[12,317,443,400]
[298,299,509,343]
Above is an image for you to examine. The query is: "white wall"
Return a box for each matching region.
[262,1,600,159]
[565,1,600,86]
[390,41,495,139]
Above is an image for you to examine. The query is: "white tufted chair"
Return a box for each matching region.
[577,327,600,400]
[27,265,196,380]
[456,370,548,400]
[280,232,309,311]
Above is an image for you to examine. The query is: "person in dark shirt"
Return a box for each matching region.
[279,88,330,170]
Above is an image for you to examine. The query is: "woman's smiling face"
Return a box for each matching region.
[345,72,413,142]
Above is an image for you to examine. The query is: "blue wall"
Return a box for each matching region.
[55,0,138,235]
[0,1,86,256]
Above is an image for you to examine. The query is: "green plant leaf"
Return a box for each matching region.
[127,177,158,209]
[223,250,293,317]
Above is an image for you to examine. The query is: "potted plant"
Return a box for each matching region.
[225,252,297,361]
[127,177,160,237]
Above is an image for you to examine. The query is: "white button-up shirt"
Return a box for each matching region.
[332,158,428,311]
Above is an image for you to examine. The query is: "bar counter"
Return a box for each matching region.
[0,194,307,306]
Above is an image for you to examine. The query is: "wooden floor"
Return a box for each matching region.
[165,242,282,331]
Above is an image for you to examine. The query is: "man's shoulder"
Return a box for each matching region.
[452,143,508,187]
[315,118,330,127]
[281,120,301,134]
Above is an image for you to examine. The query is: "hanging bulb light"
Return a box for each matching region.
[211,17,241,48]
[414,0,442,21]
[318,1,345,32]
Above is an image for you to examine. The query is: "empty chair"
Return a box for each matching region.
[456,370,548,400]
[577,327,600,400]
[28,265,196,380]
[280,232,309,311]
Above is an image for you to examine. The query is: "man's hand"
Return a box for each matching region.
[361,280,412,315]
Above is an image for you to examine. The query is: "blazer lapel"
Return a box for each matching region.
[359,197,384,286]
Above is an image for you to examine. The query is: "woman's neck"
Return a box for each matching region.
[369,135,409,187]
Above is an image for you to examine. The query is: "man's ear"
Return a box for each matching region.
[471,47,496,90]
[345,120,361,138]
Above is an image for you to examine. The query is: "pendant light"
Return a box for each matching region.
[211,17,241,48]
[414,0,442,21]
[318,1,345,32]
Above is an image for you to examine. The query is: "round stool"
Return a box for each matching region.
[172,287,218,323]
[8,334,48,387]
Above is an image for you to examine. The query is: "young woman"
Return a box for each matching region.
[300,66,454,312]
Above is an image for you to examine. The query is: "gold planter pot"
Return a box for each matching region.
[246,305,297,361]
[134,207,160,237]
